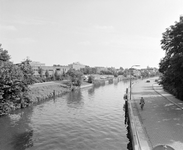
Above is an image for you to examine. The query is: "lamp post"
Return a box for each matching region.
[129,65,140,100]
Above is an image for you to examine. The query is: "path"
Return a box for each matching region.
[131,77,183,150]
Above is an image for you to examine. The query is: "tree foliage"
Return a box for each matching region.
[19,59,35,85]
[66,69,83,86]
[0,62,24,99]
[80,66,97,74]
[88,75,94,83]
[0,44,10,62]
[38,67,43,77]
[45,70,49,78]
[0,45,36,115]
[159,18,183,99]
[54,70,61,80]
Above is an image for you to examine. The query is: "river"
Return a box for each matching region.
[0,79,130,150]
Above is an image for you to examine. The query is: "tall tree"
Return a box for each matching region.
[45,70,49,79]
[0,44,10,61]
[0,62,25,100]
[19,59,35,85]
[54,70,61,80]
[0,46,35,114]
[38,67,43,77]
[0,44,10,67]
[159,17,183,99]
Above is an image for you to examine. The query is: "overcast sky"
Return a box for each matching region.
[0,0,183,68]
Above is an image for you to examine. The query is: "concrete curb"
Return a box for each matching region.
[80,84,93,89]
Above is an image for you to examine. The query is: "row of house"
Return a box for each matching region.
[30,61,113,77]
[30,62,86,77]
[30,61,159,77]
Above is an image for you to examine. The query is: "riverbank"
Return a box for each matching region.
[28,76,124,104]
[0,75,129,117]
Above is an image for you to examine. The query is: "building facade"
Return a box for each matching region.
[30,61,70,77]
[68,62,86,70]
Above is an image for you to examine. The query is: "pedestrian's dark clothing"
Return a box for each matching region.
[140,97,145,105]
[123,94,128,101]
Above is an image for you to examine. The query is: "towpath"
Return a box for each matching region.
[131,77,183,150]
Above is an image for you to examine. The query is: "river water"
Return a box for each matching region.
[0,79,130,150]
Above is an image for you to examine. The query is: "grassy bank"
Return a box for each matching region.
[28,83,71,103]
[0,82,71,117]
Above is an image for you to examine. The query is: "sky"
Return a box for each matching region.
[0,0,183,69]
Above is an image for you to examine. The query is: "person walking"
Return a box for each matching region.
[139,97,145,110]
[123,93,128,101]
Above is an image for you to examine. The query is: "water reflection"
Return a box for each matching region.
[66,90,84,108]
[108,79,113,84]
[88,87,95,96]
[114,80,119,86]
[93,81,106,89]
[11,130,33,150]
[0,107,33,150]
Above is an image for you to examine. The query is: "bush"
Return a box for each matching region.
[88,75,94,83]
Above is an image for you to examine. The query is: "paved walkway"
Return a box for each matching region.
[131,77,183,150]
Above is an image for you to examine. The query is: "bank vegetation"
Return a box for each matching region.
[159,16,183,100]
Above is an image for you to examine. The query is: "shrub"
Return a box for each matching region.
[88,75,94,83]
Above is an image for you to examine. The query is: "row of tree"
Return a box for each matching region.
[159,16,183,100]
[80,66,158,78]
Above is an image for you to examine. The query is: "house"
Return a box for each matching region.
[30,61,70,77]
[68,62,86,70]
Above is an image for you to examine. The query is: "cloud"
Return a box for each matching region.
[15,38,36,45]
[94,25,114,30]
[78,41,91,46]
[12,18,57,26]
[99,35,160,50]
[94,25,114,31]
[14,20,46,25]
[0,25,17,31]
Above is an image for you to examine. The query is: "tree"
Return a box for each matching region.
[91,67,97,74]
[0,44,10,68]
[38,67,43,77]
[0,45,20,102]
[0,55,29,111]
[88,75,94,83]
[0,44,10,62]
[19,59,35,85]
[119,67,124,71]
[0,46,35,115]
[0,62,24,100]
[62,70,66,77]
[123,69,129,77]
[54,70,61,80]
[159,17,183,99]
[45,70,49,79]
[66,69,83,86]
